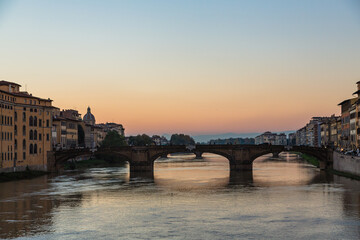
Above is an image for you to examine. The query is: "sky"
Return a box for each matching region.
[0,0,360,136]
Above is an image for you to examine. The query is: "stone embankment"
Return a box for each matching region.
[333,151,360,178]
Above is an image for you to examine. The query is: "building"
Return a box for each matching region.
[152,135,169,146]
[96,122,125,137]
[275,133,287,145]
[0,80,54,172]
[255,132,287,145]
[296,127,306,146]
[320,115,341,148]
[288,132,296,146]
[83,106,96,125]
[52,109,82,150]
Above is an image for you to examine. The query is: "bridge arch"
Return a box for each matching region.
[150,150,234,165]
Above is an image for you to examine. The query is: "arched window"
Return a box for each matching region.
[23,112,26,122]
[14,112,17,121]
[23,125,26,136]
[23,139,26,150]
[14,139,17,150]
[29,116,33,126]
[34,130,37,140]
[39,119,42,127]
[29,130,33,140]
[34,116,37,126]
[30,144,33,154]
[34,144,37,154]
[14,125,17,135]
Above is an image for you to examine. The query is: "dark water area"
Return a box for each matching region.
[0,153,359,239]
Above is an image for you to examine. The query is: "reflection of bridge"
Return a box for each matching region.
[49,145,334,176]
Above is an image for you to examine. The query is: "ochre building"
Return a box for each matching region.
[0,81,54,172]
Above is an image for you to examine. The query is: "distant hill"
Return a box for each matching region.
[162,131,295,144]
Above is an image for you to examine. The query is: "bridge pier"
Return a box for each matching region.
[272,152,281,158]
[130,170,154,180]
[230,162,253,171]
[194,151,203,159]
[229,170,253,185]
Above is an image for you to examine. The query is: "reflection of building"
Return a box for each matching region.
[0,81,54,172]
[0,176,83,239]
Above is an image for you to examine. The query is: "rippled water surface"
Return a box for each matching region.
[0,153,359,239]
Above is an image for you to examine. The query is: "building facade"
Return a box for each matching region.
[0,81,54,172]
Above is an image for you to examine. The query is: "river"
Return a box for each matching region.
[0,152,359,239]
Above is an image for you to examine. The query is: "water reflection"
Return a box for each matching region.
[0,152,358,239]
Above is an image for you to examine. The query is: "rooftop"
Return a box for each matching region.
[0,80,21,87]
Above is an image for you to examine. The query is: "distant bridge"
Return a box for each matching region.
[48,144,333,176]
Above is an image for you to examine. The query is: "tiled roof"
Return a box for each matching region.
[0,80,21,87]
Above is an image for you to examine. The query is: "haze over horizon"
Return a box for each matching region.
[1,0,359,135]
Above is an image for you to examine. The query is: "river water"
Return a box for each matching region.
[0,152,359,239]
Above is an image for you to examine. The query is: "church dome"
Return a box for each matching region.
[83,106,96,125]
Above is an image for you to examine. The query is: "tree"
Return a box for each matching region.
[101,130,127,148]
[170,134,195,145]
[128,134,153,146]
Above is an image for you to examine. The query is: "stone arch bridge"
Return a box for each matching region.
[48,144,333,174]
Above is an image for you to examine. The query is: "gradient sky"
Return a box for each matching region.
[0,0,360,135]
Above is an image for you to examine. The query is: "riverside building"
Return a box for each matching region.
[0,81,54,172]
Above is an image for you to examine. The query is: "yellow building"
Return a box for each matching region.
[0,80,54,172]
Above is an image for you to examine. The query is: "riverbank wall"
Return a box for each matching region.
[333,151,360,177]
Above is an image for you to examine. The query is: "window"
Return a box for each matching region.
[30,144,33,154]
[29,116,33,126]
[14,125,17,136]
[23,112,26,122]
[34,144,37,154]
[23,139,26,150]
[14,153,17,161]
[46,120,49,127]
[14,112,17,121]
[34,130,37,140]
[15,139,17,150]
[10,117,12,125]
[30,130,33,140]
[34,117,37,127]
[39,119,42,127]
[23,152,26,160]
[23,126,26,136]
[46,134,49,141]
[39,134,42,140]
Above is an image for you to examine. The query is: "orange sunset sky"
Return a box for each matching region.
[1,0,360,135]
